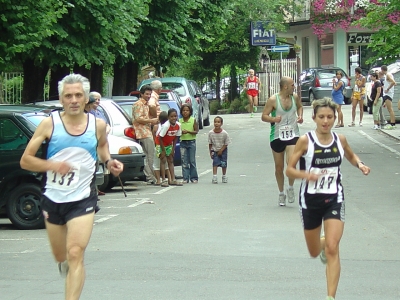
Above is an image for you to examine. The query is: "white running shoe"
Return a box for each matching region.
[278,194,286,206]
[287,187,295,203]
[58,260,69,278]
[212,177,218,184]
[222,175,228,183]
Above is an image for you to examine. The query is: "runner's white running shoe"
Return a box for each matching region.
[287,187,295,203]
[279,194,286,206]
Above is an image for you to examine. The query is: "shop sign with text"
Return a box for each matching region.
[251,21,276,46]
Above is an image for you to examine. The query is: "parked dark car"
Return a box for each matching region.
[300,67,353,104]
[0,105,102,229]
[113,99,182,166]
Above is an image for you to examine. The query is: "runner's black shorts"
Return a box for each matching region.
[270,137,299,153]
[300,201,345,230]
[41,188,97,225]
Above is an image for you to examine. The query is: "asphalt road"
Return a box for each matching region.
[1,105,399,300]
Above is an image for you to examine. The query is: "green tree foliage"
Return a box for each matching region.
[356,1,400,64]
[0,1,67,68]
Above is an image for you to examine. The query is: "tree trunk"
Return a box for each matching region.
[49,66,70,100]
[216,66,221,102]
[73,65,91,81]
[21,59,49,104]
[90,64,103,95]
[126,61,139,93]
[229,64,239,101]
[112,63,127,96]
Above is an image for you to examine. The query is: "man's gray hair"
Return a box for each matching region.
[58,74,90,98]
[150,80,162,90]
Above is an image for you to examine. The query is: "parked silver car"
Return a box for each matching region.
[300,67,353,104]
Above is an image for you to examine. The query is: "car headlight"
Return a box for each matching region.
[118,146,139,154]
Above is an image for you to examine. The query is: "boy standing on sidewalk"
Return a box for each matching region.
[208,116,231,184]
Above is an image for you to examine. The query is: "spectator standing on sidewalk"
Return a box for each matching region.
[179,104,199,183]
[370,72,383,130]
[286,97,370,300]
[381,65,397,129]
[261,76,303,206]
[348,67,366,127]
[20,74,124,300]
[149,80,162,118]
[331,71,345,128]
[132,85,159,184]
[243,69,261,117]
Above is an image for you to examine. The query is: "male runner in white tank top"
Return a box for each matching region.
[262,77,303,206]
[381,65,397,129]
[21,74,124,300]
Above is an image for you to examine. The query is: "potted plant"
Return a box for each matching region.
[294,44,301,53]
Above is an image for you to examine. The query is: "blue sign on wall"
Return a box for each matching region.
[250,21,276,46]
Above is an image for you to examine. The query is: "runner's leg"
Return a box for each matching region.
[65,213,95,300]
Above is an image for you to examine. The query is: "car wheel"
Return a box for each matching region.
[309,91,315,102]
[97,174,110,192]
[198,109,203,130]
[6,183,44,230]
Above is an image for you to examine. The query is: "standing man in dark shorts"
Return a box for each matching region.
[20,74,123,300]
[261,76,303,206]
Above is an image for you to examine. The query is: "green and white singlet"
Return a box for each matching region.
[269,94,300,142]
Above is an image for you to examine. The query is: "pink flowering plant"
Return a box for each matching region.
[310,0,400,39]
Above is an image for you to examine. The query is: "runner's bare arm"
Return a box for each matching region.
[386,73,396,91]
[286,135,317,181]
[339,134,370,175]
[261,96,278,123]
[20,117,68,174]
[294,93,303,123]
[96,119,123,176]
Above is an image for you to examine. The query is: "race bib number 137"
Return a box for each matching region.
[46,165,80,190]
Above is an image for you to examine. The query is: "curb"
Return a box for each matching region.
[378,129,400,142]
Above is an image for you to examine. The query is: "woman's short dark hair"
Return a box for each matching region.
[355,67,362,74]
[180,104,193,116]
[370,72,378,79]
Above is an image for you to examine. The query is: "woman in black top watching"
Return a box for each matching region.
[369,72,383,129]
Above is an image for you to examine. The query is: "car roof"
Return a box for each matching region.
[0,104,54,115]
[140,77,187,86]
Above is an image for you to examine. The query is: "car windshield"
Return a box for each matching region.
[318,70,340,79]
[21,113,48,132]
[119,103,133,117]
[161,83,185,96]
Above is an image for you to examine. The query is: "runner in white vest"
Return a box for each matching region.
[381,65,397,129]
[21,74,123,300]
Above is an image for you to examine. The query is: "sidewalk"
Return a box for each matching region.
[339,104,400,141]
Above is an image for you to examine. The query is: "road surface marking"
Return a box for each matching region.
[153,169,212,194]
[94,214,118,224]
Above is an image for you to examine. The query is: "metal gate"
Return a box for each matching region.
[0,72,50,104]
[0,72,23,104]
[258,58,298,105]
